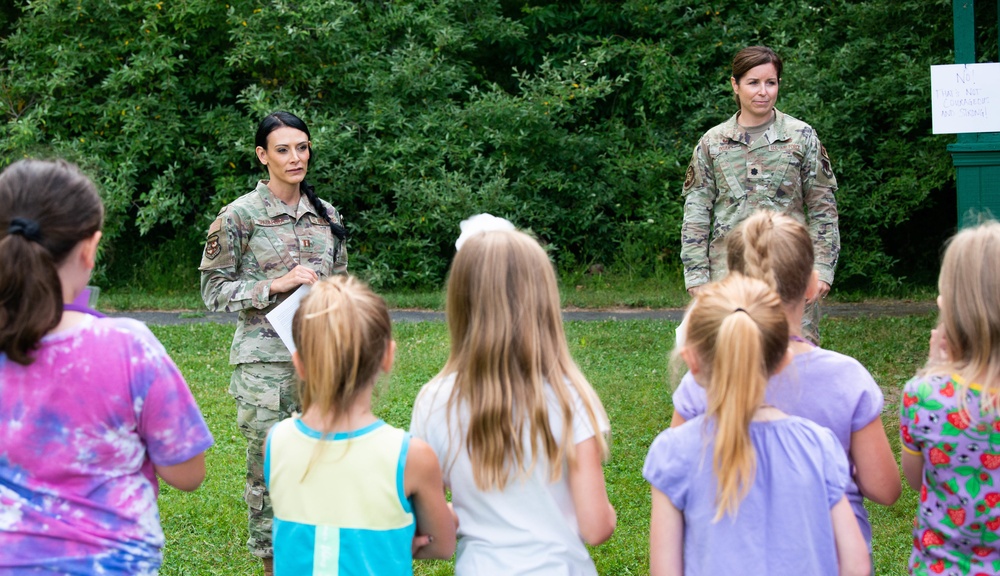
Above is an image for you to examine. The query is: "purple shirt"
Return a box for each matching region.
[900,374,1000,575]
[672,347,883,544]
[0,315,214,574]
[644,415,849,576]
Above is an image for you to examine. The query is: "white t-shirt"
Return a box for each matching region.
[410,373,607,575]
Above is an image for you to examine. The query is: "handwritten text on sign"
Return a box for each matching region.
[931,63,1000,134]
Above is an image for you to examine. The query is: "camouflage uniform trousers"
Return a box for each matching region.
[802,299,821,346]
[230,361,299,559]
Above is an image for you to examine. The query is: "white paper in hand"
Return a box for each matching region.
[266,284,311,354]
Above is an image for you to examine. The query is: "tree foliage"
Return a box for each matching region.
[2,0,992,291]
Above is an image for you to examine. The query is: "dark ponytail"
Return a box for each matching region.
[0,160,104,365]
[255,111,347,242]
[301,181,347,242]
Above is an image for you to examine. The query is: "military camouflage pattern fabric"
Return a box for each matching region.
[199,180,348,365]
[232,362,299,559]
[198,180,347,557]
[802,299,821,346]
[680,109,840,290]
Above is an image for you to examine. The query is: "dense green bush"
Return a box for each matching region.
[1,0,994,291]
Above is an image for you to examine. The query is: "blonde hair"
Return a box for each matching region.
[292,275,392,428]
[927,220,1000,413]
[442,229,609,491]
[683,274,789,520]
[726,210,813,304]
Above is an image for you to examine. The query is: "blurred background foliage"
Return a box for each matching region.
[1,0,996,293]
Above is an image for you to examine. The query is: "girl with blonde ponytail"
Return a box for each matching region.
[265,276,455,575]
[672,210,901,558]
[644,274,869,576]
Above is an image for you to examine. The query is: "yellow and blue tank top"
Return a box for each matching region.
[265,418,415,575]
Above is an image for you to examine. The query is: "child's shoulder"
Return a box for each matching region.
[644,418,706,487]
[45,316,168,360]
[792,347,881,400]
[649,417,707,459]
[798,347,874,379]
[777,414,842,447]
[414,373,458,409]
[902,371,954,396]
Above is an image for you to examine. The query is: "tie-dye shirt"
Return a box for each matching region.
[0,315,214,574]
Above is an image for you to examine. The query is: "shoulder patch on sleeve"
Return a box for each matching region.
[199,216,233,269]
[820,145,834,179]
[683,164,695,190]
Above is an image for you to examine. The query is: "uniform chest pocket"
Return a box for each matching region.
[711,144,750,201]
[248,216,298,275]
[764,144,803,192]
[300,216,331,255]
[299,215,337,273]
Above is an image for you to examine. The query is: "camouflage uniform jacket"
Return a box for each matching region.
[680,109,839,288]
[199,180,348,365]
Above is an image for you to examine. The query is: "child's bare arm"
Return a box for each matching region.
[669,411,687,428]
[649,488,683,576]
[901,449,923,491]
[405,438,456,559]
[850,417,902,505]
[567,436,616,545]
[831,496,870,576]
[155,453,207,492]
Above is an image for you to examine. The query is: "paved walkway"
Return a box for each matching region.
[111,301,937,326]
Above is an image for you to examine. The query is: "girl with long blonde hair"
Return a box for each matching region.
[900,220,1000,575]
[410,217,616,574]
[265,275,455,575]
[645,274,869,576]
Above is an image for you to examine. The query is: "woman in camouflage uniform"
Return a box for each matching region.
[680,46,839,344]
[198,111,348,574]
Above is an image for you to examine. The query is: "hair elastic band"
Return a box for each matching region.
[8,217,42,243]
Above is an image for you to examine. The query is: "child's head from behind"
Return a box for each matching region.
[446,229,563,366]
[726,210,814,305]
[936,220,1000,390]
[444,228,605,490]
[292,275,392,421]
[682,274,788,519]
[0,159,104,365]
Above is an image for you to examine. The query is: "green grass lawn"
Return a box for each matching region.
[152,313,934,575]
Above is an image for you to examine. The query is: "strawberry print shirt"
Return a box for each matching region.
[0,315,214,574]
[900,374,1000,575]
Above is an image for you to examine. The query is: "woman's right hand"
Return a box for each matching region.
[687,285,705,298]
[270,265,319,294]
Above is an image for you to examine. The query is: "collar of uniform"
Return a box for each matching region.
[722,108,791,146]
[254,180,319,220]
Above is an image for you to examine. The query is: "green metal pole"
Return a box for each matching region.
[953,0,976,150]
[953,0,975,64]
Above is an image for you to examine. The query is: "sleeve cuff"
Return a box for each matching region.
[901,445,921,456]
[252,280,273,309]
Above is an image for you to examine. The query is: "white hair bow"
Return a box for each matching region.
[455,213,515,251]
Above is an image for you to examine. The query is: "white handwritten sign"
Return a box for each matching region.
[931,63,1000,134]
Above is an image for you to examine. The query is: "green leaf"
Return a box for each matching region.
[941,422,962,437]
[966,476,982,499]
[921,400,944,411]
[917,381,932,400]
